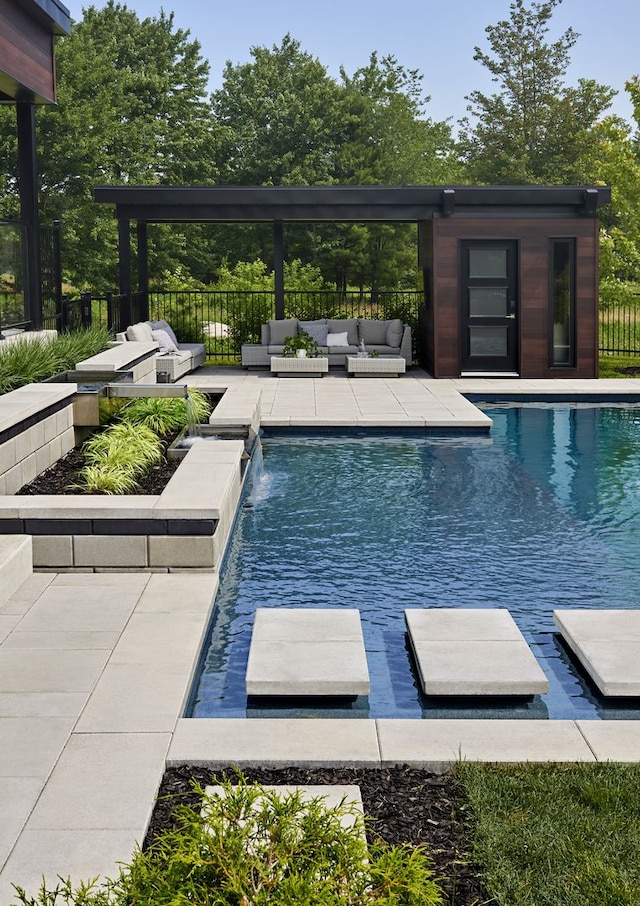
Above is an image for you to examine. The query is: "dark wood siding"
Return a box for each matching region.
[428,216,599,378]
[0,0,57,103]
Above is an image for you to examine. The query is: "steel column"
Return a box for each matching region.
[16,102,41,328]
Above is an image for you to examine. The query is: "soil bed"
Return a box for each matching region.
[147,765,488,906]
[17,439,181,495]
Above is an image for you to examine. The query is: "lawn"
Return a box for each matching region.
[458,762,640,905]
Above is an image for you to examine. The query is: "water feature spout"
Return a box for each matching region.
[105,383,189,399]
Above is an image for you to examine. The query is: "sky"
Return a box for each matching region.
[62,0,639,129]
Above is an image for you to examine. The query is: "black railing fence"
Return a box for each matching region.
[144,289,423,362]
[599,299,640,357]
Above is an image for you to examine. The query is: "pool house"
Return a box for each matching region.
[95,183,611,379]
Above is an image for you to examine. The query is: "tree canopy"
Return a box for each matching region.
[0,0,639,302]
[459,0,615,184]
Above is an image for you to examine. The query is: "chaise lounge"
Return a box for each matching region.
[242,317,412,368]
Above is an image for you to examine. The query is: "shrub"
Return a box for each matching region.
[0,326,112,395]
[77,423,163,494]
[118,389,211,435]
[11,777,443,905]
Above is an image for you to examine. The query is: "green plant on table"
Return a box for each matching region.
[282,331,321,357]
[11,776,442,905]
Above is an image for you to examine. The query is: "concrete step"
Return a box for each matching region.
[405,608,548,697]
[555,608,640,696]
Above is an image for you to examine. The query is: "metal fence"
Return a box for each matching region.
[147,289,423,362]
[599,300,640,357]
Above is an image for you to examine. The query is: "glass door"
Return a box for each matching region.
[461,240,519,374]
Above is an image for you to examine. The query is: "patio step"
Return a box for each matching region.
[246,608,370,697]
[554,609,640,696]
[0,535,32,606]
[405,608,548,697]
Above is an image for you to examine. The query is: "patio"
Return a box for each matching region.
[3,370,640,898]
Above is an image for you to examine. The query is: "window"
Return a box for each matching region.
[551,240,575,367]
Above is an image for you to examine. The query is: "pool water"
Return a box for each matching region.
[189,404,640,720]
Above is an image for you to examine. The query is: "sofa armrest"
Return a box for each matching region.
[400,325,412,366]
[115,332,127,342]
[261,324,269,345]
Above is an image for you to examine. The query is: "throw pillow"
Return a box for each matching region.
[125,321,154,343]
[386,318,404,348]
[269,318,299,345]
[327,318,358,345]
[359,319,389,345]
[300,321,329,345]
[148,319,178,347]
[326,331,350,348]
[151,328,179,355]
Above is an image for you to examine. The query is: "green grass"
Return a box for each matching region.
[457,762,640,906]
[598,353,640,377]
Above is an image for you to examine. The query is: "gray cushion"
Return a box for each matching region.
[301,321,329,345]
[327,318,358,345]
[151,328,178,354]
[386,319,404,348]
[359,319,389,345]
[126,321,154,343]
[268,319,299,345]
[148,319,178,346]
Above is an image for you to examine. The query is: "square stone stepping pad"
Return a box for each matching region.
[204,784,363,833]
[554,609,640,696]
[405,608,549,696]
[246,608,370,697]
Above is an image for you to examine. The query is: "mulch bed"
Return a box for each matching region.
[16,440,181,495]
[146,765,489,906]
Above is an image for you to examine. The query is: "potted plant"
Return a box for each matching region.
[282,332,321,358]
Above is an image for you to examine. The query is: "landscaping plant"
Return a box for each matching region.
[11,777,443,905]
[77,423,163,494]
[118,388,211,435]
[0,326,112,394]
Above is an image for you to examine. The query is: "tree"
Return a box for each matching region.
[459,0,615,184]
[212,34,343,187]
[0,1,220,288]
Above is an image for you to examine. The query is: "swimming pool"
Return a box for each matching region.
[189,404,640,721]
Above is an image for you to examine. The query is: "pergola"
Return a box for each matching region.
[0,0,71,326]
[94,183,610,321]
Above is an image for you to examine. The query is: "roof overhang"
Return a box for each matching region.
[94,185,612,224]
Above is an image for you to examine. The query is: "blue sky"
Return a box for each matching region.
[64,0,639,128]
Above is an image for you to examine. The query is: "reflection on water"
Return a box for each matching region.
[190,407,640,720]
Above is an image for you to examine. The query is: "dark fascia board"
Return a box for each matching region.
[25,0,71,35]
[94,185,613,223]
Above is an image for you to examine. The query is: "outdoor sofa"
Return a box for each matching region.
[242,317,412,368]
[116,319,206,382]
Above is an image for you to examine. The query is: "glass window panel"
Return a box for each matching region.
[469,248,507,278]
[469,326,508,357]
[551,240,574,366]
[469,288,508,317]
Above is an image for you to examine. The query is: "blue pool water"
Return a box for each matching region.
[189,404,640,720]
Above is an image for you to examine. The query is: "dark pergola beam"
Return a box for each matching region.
[273,221,284,319]
[16,102,41,328]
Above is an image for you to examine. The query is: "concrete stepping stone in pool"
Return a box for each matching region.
[245,608,370,697]
[554,609,640,696]
[405,608,549,697]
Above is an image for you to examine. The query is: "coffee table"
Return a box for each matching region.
[346,355,406,377]
[270,356,329,377]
